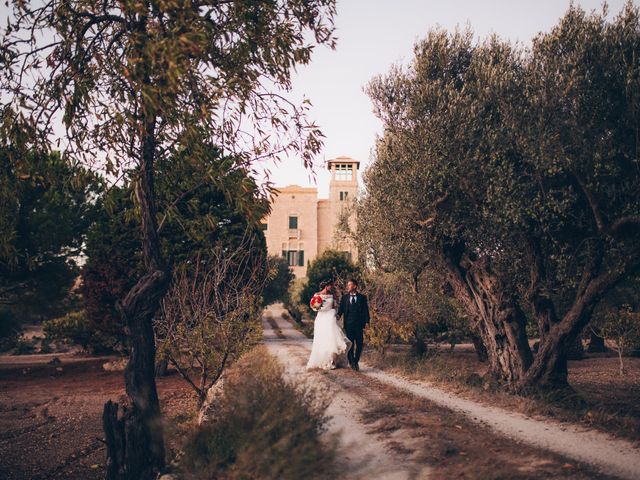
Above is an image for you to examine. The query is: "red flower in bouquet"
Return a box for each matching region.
[310,294,324,312]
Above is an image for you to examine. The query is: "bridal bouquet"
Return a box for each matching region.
[310,294,324,312]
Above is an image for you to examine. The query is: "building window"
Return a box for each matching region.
[335,164,353,181]
[281,250,287,258]
[260,222,268,231]
[339,191,349,201]
[287,250,297,266]
[288,215,298,229]
[298,250,304,266]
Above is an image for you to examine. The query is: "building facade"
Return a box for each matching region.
[262,156,359,277]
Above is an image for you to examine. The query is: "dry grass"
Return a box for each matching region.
[367,345,640,443]
[180,346,337,480]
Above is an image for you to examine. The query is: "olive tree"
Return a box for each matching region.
[362,3,640,391]
[1,1,336,477]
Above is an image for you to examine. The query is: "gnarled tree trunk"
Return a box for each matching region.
[521,320,580,389]
[442,243,532,385]
[103,56,168,478]
[522,266,626,389]
[103,210,169,480]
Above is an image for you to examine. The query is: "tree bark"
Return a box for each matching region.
[155,358,169,377]
[442,243,532,385]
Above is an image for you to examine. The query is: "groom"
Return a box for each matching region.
[336,278,370,371]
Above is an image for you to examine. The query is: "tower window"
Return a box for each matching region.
[260,222,268,231]
[287,250,297,266]
[339,191,349,201]
[288,216,298,229]
[298,250,305,266]
[335,164,353,181]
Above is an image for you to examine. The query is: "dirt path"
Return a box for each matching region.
[263,305,639,480]
[264,308,426,479]
[365,369,640,480]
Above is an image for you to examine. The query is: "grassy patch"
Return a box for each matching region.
[180,346,336,479]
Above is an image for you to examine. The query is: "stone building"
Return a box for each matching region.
[262,156,360,277]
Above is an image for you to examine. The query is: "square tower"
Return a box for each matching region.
[318,156,360,259]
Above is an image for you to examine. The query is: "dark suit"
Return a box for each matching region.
[336,292,370,366]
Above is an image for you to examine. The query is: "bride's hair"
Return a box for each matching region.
[319,279,333,290]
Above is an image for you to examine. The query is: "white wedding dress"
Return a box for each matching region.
[306,294,350,370]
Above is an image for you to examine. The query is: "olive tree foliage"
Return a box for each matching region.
[0,2,336,478]
[363,272,414,356]
[361,3,640,391]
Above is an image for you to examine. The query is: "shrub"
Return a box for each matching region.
[262,255,294,305]
[300,249,359,310]
[0,307,21,352]
[12,337,36,355]
[600,305,640,374]
[363,273,414,355]
[288,276,306,305]
[156,241,267,406]
[362,271,469,356]
[180,347,336,479]
[283,302,303,324]
[43,310,118,353]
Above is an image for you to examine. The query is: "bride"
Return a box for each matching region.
[306,280,351,370]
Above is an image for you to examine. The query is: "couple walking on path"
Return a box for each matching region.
[306,278,370,371]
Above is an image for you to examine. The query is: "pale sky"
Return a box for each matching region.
[269,0,631,197]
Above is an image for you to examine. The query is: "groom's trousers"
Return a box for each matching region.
[345,325,364,365]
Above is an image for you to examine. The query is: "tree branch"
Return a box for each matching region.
[572,171,605,233]
[415,192,449,228]
[609,215,640,235]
